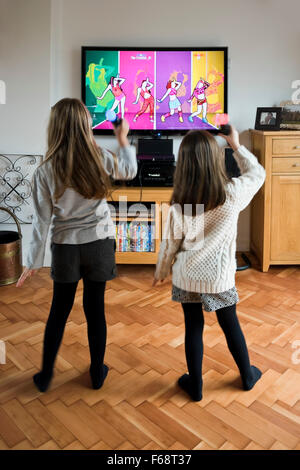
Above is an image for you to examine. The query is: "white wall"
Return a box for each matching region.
[1,0,300,266]
[0,0,51,153]
[0,0,52,265]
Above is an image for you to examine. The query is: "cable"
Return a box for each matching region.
[236,253,251,271]
[138,162,144,203]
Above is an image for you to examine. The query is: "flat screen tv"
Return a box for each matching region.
[81,47,228,135]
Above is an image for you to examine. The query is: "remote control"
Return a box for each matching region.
[215,124,231,135]
[105,109,122,127]
[112,117,123,128]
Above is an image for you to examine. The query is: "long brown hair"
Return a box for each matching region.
[41,98,111,203]
[171,130,229,213]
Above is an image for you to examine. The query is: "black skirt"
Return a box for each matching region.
[50,238,117,283]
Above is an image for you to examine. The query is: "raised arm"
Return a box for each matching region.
[220,126,266,211]
[101,146,137,180]
[100,119,137,180]
[199,78,210,89]
[174,81,182,90]
[117,77,125,86]
[146,78,154,90]
[230,146,266,211]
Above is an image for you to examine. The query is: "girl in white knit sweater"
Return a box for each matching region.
[153,126,266,401]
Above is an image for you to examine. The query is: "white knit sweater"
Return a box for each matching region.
[155,145,266,293]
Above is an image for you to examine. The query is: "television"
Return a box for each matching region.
[81,47,228,135]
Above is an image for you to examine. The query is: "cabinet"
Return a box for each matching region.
[250,130,300,271]
[108,186,172,264]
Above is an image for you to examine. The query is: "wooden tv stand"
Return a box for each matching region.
[108,186,173,264]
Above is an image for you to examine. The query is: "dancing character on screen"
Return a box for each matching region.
[133,78,154,122]
[86,58,114,111]
[97,74,126,119]
[188,78,210,124]
[157,80,183,123]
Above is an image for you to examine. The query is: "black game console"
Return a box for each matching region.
[137,138,174,158]
[126,139,175,187]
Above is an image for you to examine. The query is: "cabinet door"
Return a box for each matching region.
[271,175,300,261]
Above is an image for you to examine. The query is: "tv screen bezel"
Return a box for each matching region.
[81,46,228,136]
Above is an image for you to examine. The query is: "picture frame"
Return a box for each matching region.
[280,101,300,130]
[255,107,282,131]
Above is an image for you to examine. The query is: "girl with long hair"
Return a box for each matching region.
[16,98,137,392]
[153,126,266,401]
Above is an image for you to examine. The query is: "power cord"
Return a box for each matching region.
[138,162,144,203]
[236,253,251,271]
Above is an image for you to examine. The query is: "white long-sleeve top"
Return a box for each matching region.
[25,145,137,269]
[154,145,266,293]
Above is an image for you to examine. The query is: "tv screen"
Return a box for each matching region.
[82,47,227,135]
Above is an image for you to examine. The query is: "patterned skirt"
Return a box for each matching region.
[172,285,239,312]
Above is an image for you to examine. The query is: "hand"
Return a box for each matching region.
[152,278,165,287]
[132,101,137,105]
[187,99,192,103]
[113,118,130,147]
[16,267,37,287]
[219,124,240,152]
[157,99,161,103]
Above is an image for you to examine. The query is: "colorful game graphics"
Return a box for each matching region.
[84,50,226,131]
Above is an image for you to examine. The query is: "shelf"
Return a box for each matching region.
[115,251,158,264]
[107,187,172,265]
[112,217,155,222]
[109,187,173,203]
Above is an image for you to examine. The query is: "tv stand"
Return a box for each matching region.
[108,186,172,264]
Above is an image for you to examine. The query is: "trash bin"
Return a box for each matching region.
[0,207,23,286]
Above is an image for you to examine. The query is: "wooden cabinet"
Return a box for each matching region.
[250,130,300,271]
[108,186,172,264]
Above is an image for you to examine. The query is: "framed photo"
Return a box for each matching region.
[255,107,282,131]
[280,101,300,130]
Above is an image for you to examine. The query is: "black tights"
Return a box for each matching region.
[181,303,261,398]
[40,278,107,378]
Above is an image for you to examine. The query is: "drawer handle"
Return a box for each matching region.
[295,146,300,149]
[292,163,300,167]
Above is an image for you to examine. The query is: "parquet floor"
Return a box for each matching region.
[0,253,300,450]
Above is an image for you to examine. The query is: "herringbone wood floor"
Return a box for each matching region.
[0,253,300,450]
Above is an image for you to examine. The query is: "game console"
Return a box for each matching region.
[126,138,175,187]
